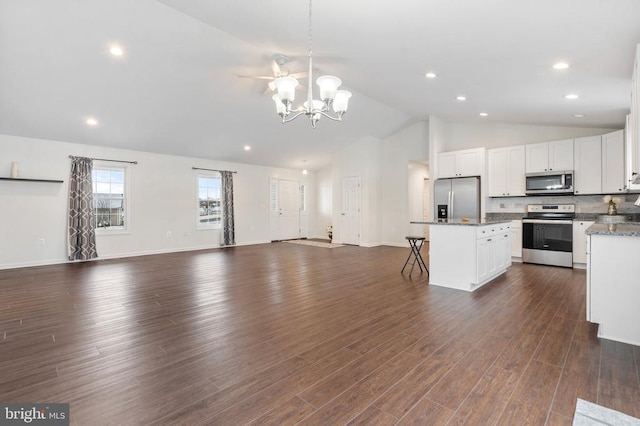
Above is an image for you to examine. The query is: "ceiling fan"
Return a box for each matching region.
[238,54,309,92]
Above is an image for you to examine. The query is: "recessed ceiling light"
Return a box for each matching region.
[456,96,466,101]
[564,94,579,100]
[86,118,98,126]
[574,114,585,118]
[425,72,437,79]
[243,145,251,151]
[479,112,488,117]
[553,62,569,70]
[110,46,124,56]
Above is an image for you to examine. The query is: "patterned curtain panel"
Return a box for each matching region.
[68,157,98,261]
[220,171,236,246]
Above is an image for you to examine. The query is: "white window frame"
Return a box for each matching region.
[197,172,222,230]
[92,163,130,235]
[299,184,307,212]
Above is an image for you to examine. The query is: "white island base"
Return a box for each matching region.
[587,226,640,346]
[428,221,512,292]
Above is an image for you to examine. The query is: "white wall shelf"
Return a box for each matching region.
[0,177,64,183]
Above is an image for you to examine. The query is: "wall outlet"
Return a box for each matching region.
[166,231,172,238]
[39,238,45,245]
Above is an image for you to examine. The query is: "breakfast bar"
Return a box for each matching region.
[586,222,640,346]
[411,220,513,292]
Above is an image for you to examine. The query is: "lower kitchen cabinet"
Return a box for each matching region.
[587,231,640,345]
[573,220,594,265]
[510,220,522,258]
[429,221,512,292]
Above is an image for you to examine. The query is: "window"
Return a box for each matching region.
[299,184,307,212]
[198,174,221,229]
[92,166,127,231]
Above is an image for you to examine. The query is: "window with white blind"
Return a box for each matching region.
[197,173,221,229]
[93,166,127,231]
[299,184,307,212]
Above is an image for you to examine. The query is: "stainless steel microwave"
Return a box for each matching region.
[525,171,574,195]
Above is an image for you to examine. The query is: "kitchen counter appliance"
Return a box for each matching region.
[522,204,574,267]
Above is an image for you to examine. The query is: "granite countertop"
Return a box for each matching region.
[411,219,512,226]
[586,222,640,237]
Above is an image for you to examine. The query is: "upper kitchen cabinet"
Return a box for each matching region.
[488,146,525,197]
[437,148,485,178]
[627,44,640,191]
[574,131,625,195]
[525,139,574,173]
[574,135,602,195]
[602,130,626,193]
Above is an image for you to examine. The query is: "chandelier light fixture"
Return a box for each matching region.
[272,0,352,128]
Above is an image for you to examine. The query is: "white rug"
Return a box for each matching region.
[573,399,640,425]
[283,239,345,248]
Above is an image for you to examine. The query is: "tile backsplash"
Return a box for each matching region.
[486,194,640,215]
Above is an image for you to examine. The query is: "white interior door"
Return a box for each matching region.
[341,176,360,245]
[278,179,300,240]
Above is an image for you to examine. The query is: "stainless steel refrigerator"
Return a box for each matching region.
[434,176,481,220]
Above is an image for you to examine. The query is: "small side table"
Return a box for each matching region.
[402,236,429,277]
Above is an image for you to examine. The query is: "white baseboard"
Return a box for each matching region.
[0,240,273,271]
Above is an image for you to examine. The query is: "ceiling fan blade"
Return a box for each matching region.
[237,75,275,80]
[271,60,283,76]
[289,71,309,79]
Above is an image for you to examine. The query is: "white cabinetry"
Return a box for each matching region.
[574,136,602,195]
[628,45,640,191]
[476,225,511,285]
[429,221,512,292]
[488,146,525,197]
[525,139,574,173]
[601,130,626,193]
[572,220,594,264]
[437,148,484,178]
[510,220,522,258]
[588,232,640,345]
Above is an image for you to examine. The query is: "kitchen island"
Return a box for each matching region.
[586,222,640,346]
[412,220,512,292]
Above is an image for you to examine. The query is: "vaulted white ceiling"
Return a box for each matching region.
[1,0,639,171]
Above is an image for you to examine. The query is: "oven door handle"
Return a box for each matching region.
[522,219,574,225]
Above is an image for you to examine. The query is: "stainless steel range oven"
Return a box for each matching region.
[522,204,574,268]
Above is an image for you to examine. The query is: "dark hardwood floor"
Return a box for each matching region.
[1,242,639,425]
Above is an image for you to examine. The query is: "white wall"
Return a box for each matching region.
[331,135,383,246]
[441,121,617,151]
[313,164,333,239]
[0,134,314,269]
[381,121,429,246]
[408,162,429,239]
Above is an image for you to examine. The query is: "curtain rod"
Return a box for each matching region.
[68,155,138,164]
[192,167,237,174]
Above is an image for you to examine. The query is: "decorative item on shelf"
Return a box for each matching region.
[326,225,333,242]
[11,162,19,178]
[602,195,623,215]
